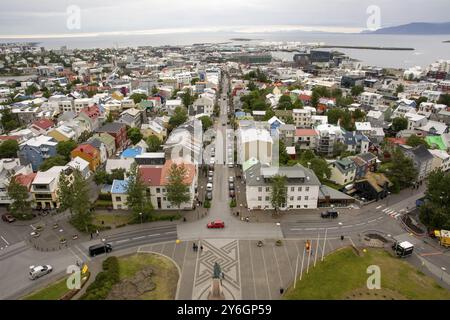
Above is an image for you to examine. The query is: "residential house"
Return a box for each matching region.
[105,158,135,175]
[405,113,428,131]
[141,120,167,142]
[329,158,357,186]
[190,96,214,116]
[292,107,317,128]
[278,124,296,147]
[366,110,384,128]
[429,149,450,172]
[418,120,448,136]
[29,119,55,136]
[76,105,101,132]
[0,158,33,204]
[86,138,108,164]
[354,172,392,201]
[67,156,91,179]
[295,128,318,151]
[118,108,143,128]
[342,131,370,154]
[245,163,320,210]
[96,122,128,151]
[48,124,78,142]
[315,124,343,156]
[70,144,101,171]
[18,135,58,171]
[111,179,129,210]
[359,92,383,106]
[163,119,203,165]
[236,122,273,166]
[91,132,116,158]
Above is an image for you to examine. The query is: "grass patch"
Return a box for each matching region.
[284,247,450,300]
[321,179,344,190]
[24,277,70,300]
[93,213,133,228]
[117,253,179,300]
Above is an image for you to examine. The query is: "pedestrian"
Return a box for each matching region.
[192,243,196,251]
[280,288,284,295]
[90,233,93,240]
[96,230,99,237]
[200,245,203,251]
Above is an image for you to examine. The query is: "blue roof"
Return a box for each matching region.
[122,146,143,158]
[111,179,128,194]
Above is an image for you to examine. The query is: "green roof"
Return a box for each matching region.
[243,157,259,172]
[425,136,446,150]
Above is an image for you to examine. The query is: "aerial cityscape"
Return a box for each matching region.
[0,0,449,310]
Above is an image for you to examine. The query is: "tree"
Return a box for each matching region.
[270,175,287,213]
[126,164,152,222]
[406,134,429,148]
[437,94,450,107]
[292,99,303,109]
[326,109,343,125]
[166,163,191,212]
[106,112,114,123]
[0,140,19,158]
[127,127,143,145]
[419,170,450,230]
[56,140,78,161]
[309,157,331,181]
[169,106,188,128]
[199,116,213,132]
[181,89,193,108]
[353,109,366,122]
[77,131,93,143]
[391,117,408,132]
[0,109,20,132]
[39,155,67,171]
[415,96,428,106]
[69,169,93,232]
[146,135,162,152]
[383,148,418,192]
[278,95,293,110]
[7,176,33,220]
[262,109,275,121]
[350,85,364,96]
[395,84,404,95]
[57,172,75,215]
[93,170,109,185]
[278,140,289,166]
[151,86,159,95]
[129,93,147,104]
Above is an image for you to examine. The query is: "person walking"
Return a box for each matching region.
[90,233,93,240]
[280,288,284,295]
[200,245,203,251]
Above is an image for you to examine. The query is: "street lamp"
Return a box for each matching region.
[139,212,143,224]
[441,267,446,281]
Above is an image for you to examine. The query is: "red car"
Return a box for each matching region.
[207,220,225,229]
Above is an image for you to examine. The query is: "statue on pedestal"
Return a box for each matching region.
[208,262,225,300]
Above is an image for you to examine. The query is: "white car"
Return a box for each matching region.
[29,265,53,280]
[206,183,213,191]
[30,231,40,238]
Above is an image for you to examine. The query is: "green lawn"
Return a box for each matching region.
[92,213,133,228]
[24,277,70,300]
[284,247,450,300]
[117,253,179,300]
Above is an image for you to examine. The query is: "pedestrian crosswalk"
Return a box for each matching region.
[381,207,403,219]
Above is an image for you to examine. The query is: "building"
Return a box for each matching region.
[31,166,73,209]
[67,156,91,179]
[96,122,128,151]
[190,96,214,116]
[29,119,55,136]
[111,179,129,210]
[429,149,450,172]
[236,122,273,166]
[359,92,383,106]
[278,124,296,147]
[354,172,392,201]
[399,144,434,181]
[292,107,316,128]
[295,128,318,151]
[163,119,203,165]
[0,158,33,204]
[342,131,370,154]
[329,158,357,186]
[315,124,343,156]
[71,143,101,171]
[18,135,58,171]
[118,108,143,128]
[245,163,320,210]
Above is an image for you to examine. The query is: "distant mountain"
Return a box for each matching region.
[363,22,450,35]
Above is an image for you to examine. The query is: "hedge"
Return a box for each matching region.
[80,257,119,300]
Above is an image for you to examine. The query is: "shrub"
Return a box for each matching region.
[81,257,120,300]
[229,199,237,208]
[203,200,211,208]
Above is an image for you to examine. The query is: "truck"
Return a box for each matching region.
[392,241,414,258]
[433,230,450,248]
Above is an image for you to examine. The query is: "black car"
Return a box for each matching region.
[228,182,235,190]
[89,243,112,257]
[321,210,339,218]
[206,191,213,200]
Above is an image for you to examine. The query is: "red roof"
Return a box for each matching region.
[31,119,54,130]
[73,144,97,157]
[14,173,37,189]
[0,135,20,141]
[386,137,407,145]
[295,129,318,137]
[80,105,100,119]
[299,94,311,101]
[139,166,163,186]
[160,160,195,186]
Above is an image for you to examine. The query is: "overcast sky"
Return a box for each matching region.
[0,0,449,37]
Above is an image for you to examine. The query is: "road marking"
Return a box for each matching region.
[328,227,338,230]
[376,205,382,209]
[248,240,258,299]
[116,239,130,243]
[355,222,366,226]
[368,219,377,223]
[148,233,161,237]
[304,228,317,231]
[342,225,353,228]
[272,247,284,289]
[377,217,383,220]
[260,245,272,299]
[382,208,389,212]
[133,236,146,240]
[165,231,177,234]
[290,228,303,231]
[0,236,9,246]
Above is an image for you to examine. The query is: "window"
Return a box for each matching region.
[258,196,262,201]
[305,187,309,192]
[266,187,270,192]
[265,196,270,201]
[305,196,309,200]
[163,197,167,201]
[156,188,160,193]
[297,196,301,201]
[304,205,308,208]
[291,187,294,192]
[258,187,262,192]
[289,205,293,208]
[115,196,121,201]
[297,205,301,208]
[298,187,302,192]
[290,196,294,201]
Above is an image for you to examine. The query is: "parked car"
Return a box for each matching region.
[207,220,225,228]
[30,231,40,238]
[229,189,235,198]
[229,182,235,190]
[206,191,213,200]
[228,163,234,168]
[321,210,339,218]
[1,213,16,223]
[208,176,213,183]
[228,176,234,183]
[208,170,214,177]
[206,183,213,191]
[29,265,53,280]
